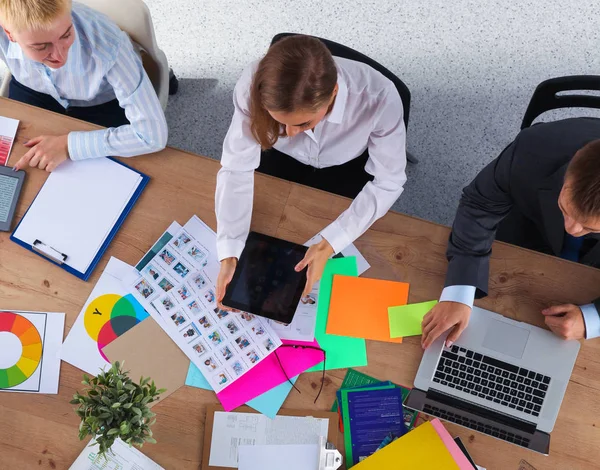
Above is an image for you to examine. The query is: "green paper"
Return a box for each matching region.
[307,257,367,372]
[340,384,396,467]
[331,368,382,412]
[388,300,438,337]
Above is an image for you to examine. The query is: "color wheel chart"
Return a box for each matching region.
[0,311,45,391]
[84,293,149,360]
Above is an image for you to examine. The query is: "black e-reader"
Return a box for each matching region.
[0,166,25,232]
[222,232,309,325]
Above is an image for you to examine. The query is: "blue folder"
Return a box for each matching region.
[10,158,149,281]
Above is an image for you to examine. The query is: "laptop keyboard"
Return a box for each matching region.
[434,345,551,418]
[423,404,531,448]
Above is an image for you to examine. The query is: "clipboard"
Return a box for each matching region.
[10,157,149,281]
[202,404,340,470]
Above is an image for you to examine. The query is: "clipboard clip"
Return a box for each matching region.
[32,239,68,264]
[318,437,343,470]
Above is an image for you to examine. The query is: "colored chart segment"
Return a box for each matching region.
[82,294,149,361]
[0,312,42,389]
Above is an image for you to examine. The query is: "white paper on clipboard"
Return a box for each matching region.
[13,158,142,274]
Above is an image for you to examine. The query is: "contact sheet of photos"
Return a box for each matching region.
[128,216,282,393]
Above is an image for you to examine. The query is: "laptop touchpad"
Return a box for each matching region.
[482,320,530,359]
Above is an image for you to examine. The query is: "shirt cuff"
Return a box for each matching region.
[320,221,353,255]
[440,285,477,309]
[68,130,108,161]
[580,303,600,339]
[216,238,246,262]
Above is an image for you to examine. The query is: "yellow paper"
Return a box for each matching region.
[352,421,459,470]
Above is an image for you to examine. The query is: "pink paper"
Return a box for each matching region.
[430,418,475,470]
[216,339,324,411]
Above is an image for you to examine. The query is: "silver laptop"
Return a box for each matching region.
[405,306,580,455]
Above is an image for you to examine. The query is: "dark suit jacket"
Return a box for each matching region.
[446,117,600,311]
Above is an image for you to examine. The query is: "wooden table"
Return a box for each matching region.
[1,98,599,470]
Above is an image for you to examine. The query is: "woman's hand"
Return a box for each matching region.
[295,239,334,296]
[216,257,237,310]
[15,134,69,172]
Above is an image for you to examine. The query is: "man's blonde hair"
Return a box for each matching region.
[0,0,72,32]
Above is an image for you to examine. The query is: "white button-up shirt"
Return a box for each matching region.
[216,57,407,260]
[0,2,167,161]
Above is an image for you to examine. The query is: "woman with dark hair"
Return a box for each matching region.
[215,35,408,305]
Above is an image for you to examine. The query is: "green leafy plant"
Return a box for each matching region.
[70,361,166,457]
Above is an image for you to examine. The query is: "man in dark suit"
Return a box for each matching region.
[421,118,600,349]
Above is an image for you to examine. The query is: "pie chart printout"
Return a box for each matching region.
[0,312,43,389]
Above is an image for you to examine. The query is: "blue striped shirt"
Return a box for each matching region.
[0,2,167,160]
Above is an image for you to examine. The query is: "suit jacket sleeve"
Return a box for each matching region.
[445,141,518,298]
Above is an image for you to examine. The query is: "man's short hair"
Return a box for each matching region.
[0,0,71,32]
[566,139,600,220]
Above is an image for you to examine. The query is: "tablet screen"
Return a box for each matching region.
[223,232,308,324]
[0,173,19,223]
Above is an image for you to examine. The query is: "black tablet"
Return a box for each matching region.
[222,232,308,324]
[0,166,25,232]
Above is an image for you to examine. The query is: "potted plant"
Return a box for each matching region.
[70,361,166,457]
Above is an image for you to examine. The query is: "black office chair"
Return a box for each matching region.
[271,33,417,164]
[521,75,600,129]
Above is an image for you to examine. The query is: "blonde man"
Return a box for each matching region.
[0,0,167,172]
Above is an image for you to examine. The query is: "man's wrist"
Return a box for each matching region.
[317,238,334,256]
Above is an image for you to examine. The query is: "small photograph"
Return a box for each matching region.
[215,371,230,386]
[169,311,189,328]
[235,335,251,350]
[215,308,230,320]
[181,324,201,342]
[188,300,203,315]
[161,296,175,311]
[204,289,216,304]
[158,277,175,292]
[173,231,191,248]
[178,285,191,300]
[251,325,266,336]
[263,338,276,351]
[300,294,317,305]
[201,258,208,268]
[144,264,160,281]
[198,315,213,329]
[159,249,176,265]
[191,339,207,357]
[225,320,240,335]
[208,330,223,346]
[220,345,234,361]
[173,261,190,278]
[187,245,207,263]
[193,273,206,289]
[240,312,255,323]
[232,360,246,377]
[246,349,261,364]
[203,356,218,371]
[134,278,154,299]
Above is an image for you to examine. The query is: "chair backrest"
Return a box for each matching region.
[521,75,600,129]
[271,33,411,130]
[79,0,169,109]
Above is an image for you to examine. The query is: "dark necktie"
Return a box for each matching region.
[560,233,584,262]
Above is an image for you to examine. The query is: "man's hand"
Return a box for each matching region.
[542,304,586,340]
[295,238,334,297]
[216,257,237,310]
[421,301,471,349]
[15,134,69,172]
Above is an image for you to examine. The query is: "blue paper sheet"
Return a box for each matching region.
[185,363,298,419]
[345,387,407,466]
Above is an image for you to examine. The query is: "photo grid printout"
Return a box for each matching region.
[128,216,282,392]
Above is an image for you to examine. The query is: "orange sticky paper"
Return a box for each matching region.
[326,275,409,343]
